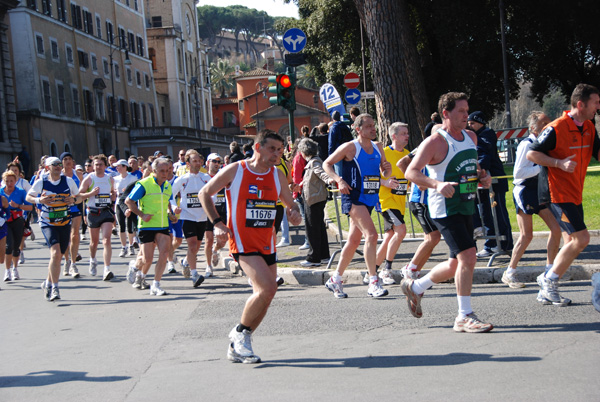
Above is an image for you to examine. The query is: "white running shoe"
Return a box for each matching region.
[211,251,220,268]
[4,269,11,282]
[179,257,190,278]
[227,326,261,364]
[128,246,135,256]
[192,272,205,288]
[205,266,213,278]
[119,246,127,258]
[103,270,114,281]
[69,263,80,278]
[19,251,25,265]
[325,277,347,299]
[89,260,97,276]
[11,267,20,280]
[362,272,370,285]
[379,269,396,285]
[150,283,167,296]
[63,260,70,277]
[298,243,310,250]
[126,260,138,284]
[166,261,177,274]
[367,279,389,298]
[276,239,290,247]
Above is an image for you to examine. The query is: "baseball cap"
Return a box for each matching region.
[468,111,487,125]
[207,153,222,162]
[75,165,84,171]
[59,152,73,160]
[45,157,61,167]
[154,150,163,157]
[112,159,129,167]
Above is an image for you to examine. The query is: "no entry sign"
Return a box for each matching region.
[344,72,360,89]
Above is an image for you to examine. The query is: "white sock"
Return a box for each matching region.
[104,266,110,272]
[545,270,559,281]
[412,275,435,294]
[457,296,472,318]
[407,262,418,271]
[332,271,342,282]
[153,280,160,287]
[90,257,96,263]
[370,275,378,284]
[191,269,197,275]
[545,263,553,273]
[506,267,517,275]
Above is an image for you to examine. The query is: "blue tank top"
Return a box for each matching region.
[409,167,429,204]
[40,175,73,227]
[341,140,381,207]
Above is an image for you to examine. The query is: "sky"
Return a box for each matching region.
[198,0,299,19]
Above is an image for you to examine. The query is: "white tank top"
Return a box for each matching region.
[87,173,112,208]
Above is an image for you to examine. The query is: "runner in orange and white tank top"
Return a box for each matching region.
[200,130,301,364]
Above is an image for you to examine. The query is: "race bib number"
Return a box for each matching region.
[96,194,111,207]
[186,192,202,208]
[459,174,478,201]
[245,200,276,228]
[391,179,408,196]
[48,206,68,223]
[215,193,225,206]
[363,175,380,195]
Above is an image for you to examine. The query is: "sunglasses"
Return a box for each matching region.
[51,163,63,167]
[210,160,222,164]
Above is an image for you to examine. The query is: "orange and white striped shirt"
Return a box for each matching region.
[226,160,281,255]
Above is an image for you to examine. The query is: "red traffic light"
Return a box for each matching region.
[278,74,292,88]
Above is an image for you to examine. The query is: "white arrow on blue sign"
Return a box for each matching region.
[283,28,307,53]
[345,88,361,104]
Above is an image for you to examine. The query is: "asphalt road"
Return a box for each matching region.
[0,226,598,401]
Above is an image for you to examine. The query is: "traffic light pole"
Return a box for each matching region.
[288,66,296,144]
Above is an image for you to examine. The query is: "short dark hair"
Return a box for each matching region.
[93,154,108,166]
[438,92,469,117]
[255,129,284,147]
[570,83,600,108]
[350,107,360,117]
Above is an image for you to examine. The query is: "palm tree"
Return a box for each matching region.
[210,58,235,97]
[296,65,318,89]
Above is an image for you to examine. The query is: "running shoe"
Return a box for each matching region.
[276,276,284,286]
[473,226,484,238]
[140,278,150,290]
[211,251,220,268]
[103,270,114,281]
[128,246,135,256]
[453,313,494,333]
[76,254,82,262]
[126,261,138,284]
[180,257,190,278]
[400,278,423,318]
[325,277,347,299]
[192,272,205,288]
[49,287,61,301]
[4,269,11,282]
[63,260,70,277]
[298,243,310,250]
[205,266,213,278]
[401,264,420,280]
[227,327,261,364]
[300,260,320,267]
[276,239,290,247]
[537,273,570,306]
[119,246,127,258]
[321,258,330,265]
[476,248,494,258]
[89,260,97,276]
[363,272,370,285]
[12,267,20,280]
[132,274,142,289]
[132,240,140,249]
[368,278,389,298]
[69,263,80,278]
[501,270,525,289]
[41,281,51,300]
[19,251,25,264]
[167,261,177,274]
[150,284,167,296]
[379,269,396,285]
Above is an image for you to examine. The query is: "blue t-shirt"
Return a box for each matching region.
[0,186,30,215]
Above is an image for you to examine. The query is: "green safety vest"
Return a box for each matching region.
[137,176,172,229]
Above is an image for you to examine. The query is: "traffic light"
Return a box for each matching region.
[268,72,296,111]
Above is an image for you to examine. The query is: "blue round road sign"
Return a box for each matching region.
[345,88,361,105]
[283,28,307,53]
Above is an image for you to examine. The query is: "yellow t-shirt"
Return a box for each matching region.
[379,146,410,213]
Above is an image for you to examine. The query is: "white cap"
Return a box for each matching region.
[45,157,61,167]
[207,153,222,162]
[112,159,129,167]
[75,164,84,171]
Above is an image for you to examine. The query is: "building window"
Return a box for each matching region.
[135,70,141,87]
[130,101,139,128]
[83,10,94,35]
[103,58,109,76]
[27,0,37,11]
[94,15,101,39]
[118,27,126,47]
[107,95,118,125]
[41,78,52,112]
[149,104,155,127]
[126,67,132,85]
[177,50,182,74]
[56,0,67,22]
[35,34,44,57]
[151,16,162,27]
[83,89,94,120]
[57,83,66,115]
[181,92,185,118]
[239,99,244,111]
[96,90,104,119]
[128,32,135,53]
[141,103,147,127]
[136,36,144,57]
[114,63,120,80]
[106,21,114,44]
[144,73,150,89]
[133,0,138,11]
[72,87,80,116]
[161,106,165,123]
[91,54,97,72]
[71,3,82,29]
[50,142,58,157]
[149,48,156,70]
[77,50,89,69]
[119,98,129,126]
[66,44,73,65]
[50,38,59,61]
[41,0,52,16]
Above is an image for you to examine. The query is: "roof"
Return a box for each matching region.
[243,121,257,128]
[251,102,329,119]
[236,68,274,79]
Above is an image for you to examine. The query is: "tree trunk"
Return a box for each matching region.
[353,0,429,149]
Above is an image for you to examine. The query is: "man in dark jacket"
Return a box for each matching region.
[328,111,353,175]
[468,111,513,256]
[228,141,245,163]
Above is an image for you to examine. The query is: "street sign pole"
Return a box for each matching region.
[288,66,296,143]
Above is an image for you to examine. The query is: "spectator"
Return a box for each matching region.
[328,111,353,175]
[424,112,443,138]
[229,141,244,163]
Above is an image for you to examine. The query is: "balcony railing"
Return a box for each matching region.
[129,127,246,144]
